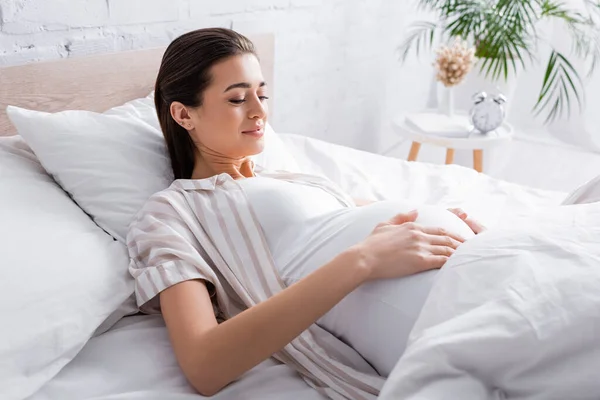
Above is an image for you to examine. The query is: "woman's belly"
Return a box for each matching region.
[271,200,475,376]
[275,200,475,280]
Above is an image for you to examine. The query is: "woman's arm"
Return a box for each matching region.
[161,247,369,396]
[160,210,464,396]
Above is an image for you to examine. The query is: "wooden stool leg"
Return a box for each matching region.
[473,149,483,172]
[408,142,421,162]
[445,148,455,165]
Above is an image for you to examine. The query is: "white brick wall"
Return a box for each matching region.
[0,0,431,153]
[108,0,180,25]
[1,0,109,33]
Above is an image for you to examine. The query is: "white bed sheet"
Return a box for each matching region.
[278,133,567,229]
[28,133,569,400]
[29,314,326,400]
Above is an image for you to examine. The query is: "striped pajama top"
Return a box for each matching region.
[126,170,386,400]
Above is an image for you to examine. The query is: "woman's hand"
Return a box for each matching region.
[447,208,487,234]
[353,210,466,282]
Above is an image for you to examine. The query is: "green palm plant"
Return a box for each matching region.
[399,0,600,123]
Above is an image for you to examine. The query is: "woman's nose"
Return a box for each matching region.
[249,96,267,120]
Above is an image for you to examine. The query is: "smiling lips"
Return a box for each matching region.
[242,124,265,137]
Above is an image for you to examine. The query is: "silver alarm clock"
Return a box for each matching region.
[469,92,507,136]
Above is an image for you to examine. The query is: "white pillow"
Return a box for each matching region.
[561,174,600,205]
[6,93,300,243]
[0,136,132,399]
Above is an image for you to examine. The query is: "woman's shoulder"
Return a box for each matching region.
[131,183,193,225]
[127,183,201,247]
[144,183,186,206]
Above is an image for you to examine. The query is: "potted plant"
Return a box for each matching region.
[399,0,600,123]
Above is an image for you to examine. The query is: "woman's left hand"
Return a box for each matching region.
[447,208,487,234]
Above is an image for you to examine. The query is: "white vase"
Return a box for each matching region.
[439,86,455,117]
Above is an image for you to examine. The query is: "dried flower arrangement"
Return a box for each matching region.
[434,38,476,87]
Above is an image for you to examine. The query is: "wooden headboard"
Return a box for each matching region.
[0,33,275,136]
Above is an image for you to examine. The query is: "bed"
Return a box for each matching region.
[2,33,599,400]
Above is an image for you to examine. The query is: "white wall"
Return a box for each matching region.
[0,0,433,153]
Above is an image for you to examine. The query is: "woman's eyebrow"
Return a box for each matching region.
[224,81,267,92]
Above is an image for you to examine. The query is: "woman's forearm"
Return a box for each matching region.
[190,248,370,396]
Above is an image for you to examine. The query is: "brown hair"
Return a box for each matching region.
[155,28,256,180]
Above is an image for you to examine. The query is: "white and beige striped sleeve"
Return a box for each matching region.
[126,190,217,314]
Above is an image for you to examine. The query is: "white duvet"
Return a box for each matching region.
[281,134,600,399]
[380,202,600,400]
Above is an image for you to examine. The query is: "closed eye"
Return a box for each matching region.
[229,96,269,105]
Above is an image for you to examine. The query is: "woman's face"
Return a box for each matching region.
[176,53,268,159]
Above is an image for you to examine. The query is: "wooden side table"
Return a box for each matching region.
[391,114,514,172]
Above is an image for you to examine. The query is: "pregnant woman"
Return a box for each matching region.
[127,28,485,399]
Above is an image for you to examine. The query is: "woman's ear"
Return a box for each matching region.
[170,101,195,130]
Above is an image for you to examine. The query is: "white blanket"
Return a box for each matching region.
[380,202,600,400]
[279,133,567,229]
[31,315,327,400]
